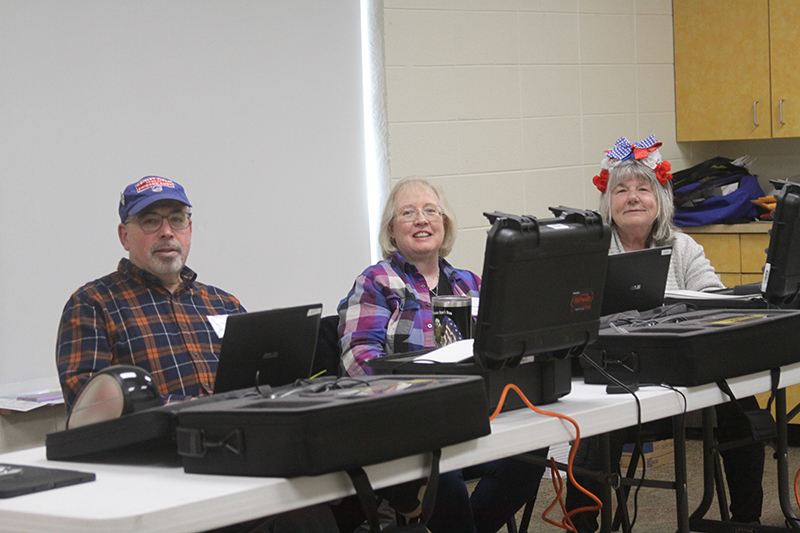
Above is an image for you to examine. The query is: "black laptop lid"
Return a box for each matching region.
[602,246,672,315]
[214,303,322,393]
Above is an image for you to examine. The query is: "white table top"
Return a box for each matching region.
[2,363,799,533]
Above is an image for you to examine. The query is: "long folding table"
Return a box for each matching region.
[1,364,799,533]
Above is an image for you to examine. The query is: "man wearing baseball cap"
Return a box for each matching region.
[56,177,339,532]
[57,176,246,410]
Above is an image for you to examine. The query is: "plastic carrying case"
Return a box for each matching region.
[368,207,611,412]
[581,307,800,387]
[46,388,253,462]
[174,375,490,477]
[48,375,491,479]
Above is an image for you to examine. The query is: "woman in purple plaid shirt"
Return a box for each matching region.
[338,177,546,533]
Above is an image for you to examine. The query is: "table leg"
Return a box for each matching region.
[673,412,690,533]
[690,387,800,532]
[690,407,732,523]
[775,388,800,529]
[599,432,613,533]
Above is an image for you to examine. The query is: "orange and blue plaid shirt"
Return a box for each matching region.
[56,258,245,411]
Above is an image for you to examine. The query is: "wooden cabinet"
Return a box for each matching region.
[673,0,800,141]
[768,0,800,138]
[683,223,771,287]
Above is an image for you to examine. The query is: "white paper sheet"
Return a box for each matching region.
[665,289,761,301]
[413,339,475,364]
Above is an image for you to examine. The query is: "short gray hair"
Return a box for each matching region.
[597,159,677,247]
[378,176,458,259]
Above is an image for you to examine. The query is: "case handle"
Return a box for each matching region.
[483,211,538,232]
[176,427,245,458]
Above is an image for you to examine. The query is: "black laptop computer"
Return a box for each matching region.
[601,246,672,315]
[213,303,323,393]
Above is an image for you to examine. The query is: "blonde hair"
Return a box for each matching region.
[378,177,458,259]
[598,159,677,247]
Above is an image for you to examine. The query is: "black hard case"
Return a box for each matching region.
[582,308,800,386]
[47,375,490,478]
[175,375,490,477]
[475,208,610,363]
[46,389,248,462]
[367,353,572,412]
[369,208,610,411]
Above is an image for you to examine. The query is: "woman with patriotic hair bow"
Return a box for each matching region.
[593,135,724,291]
[565,136,765,531]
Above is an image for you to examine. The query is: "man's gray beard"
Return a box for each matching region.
[149,255,185,278]
[147,242,186,279]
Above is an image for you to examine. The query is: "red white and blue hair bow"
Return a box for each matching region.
[606,135,661,161]
[592,134,672,193]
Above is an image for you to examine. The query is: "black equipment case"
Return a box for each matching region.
[369,207,611,411]
[368,349,573,413]
[46,388,247,462]
[581,308,800,386]
[47,375,491,477]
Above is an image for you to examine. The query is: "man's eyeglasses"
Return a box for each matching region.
[395,205,443,223]
[127,212,192,233]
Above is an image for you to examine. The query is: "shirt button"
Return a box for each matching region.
[426,323,432,329]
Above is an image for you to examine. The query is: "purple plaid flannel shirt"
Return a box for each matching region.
[337,252,480,377]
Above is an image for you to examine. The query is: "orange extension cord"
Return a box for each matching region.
[489,383,603,532]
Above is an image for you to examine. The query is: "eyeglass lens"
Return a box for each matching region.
[136,212,191,233]
[397,205,441,222]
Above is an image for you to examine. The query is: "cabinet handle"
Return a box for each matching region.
[780,99,786,126]
[753,101,759,127]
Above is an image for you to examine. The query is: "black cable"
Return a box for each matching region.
[579,353,643,427]
[629,385,688,529]
[656,383,689,415]
[578,355,696,531]
[579,353,645,528]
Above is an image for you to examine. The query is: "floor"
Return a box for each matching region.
[512,436,800,532]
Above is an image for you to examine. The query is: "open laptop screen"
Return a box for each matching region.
[213,303,322,394]
[601,246,672,315]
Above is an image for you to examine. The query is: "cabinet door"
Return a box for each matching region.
[673,0,771,141]
[690,234,740,273]
[740,233,770,273]
[741,273,764,285]
[769,0,800,138]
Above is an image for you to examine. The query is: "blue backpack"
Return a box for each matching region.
[672,159,764,227]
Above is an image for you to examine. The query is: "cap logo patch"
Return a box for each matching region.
[135,177,175,194]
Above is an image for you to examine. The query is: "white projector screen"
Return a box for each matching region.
[0,0,371,389]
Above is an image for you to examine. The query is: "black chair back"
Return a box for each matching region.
[312,315,342,378]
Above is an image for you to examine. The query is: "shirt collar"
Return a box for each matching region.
[389,251,459,282]
[117,257,197,293]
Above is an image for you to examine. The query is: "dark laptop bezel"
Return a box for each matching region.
[213,303,322,394]
[601,246,672,315]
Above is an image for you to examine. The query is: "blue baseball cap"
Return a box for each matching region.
[119,176,192,222]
